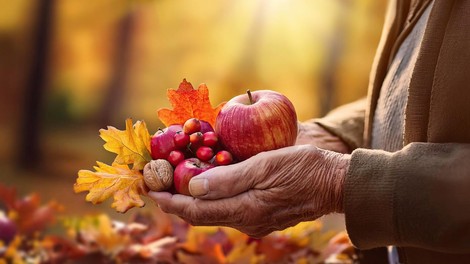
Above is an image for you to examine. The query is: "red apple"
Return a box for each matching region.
[174,158,214,196]
[0,212,17,244]
[150,124,183,159]
[200,120,214,133]
[215,90,297,161]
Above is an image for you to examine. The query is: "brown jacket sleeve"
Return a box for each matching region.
[312,98,367,150]
[345,142,470,253]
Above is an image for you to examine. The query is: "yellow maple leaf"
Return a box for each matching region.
[100,118,151,171]
[74,162,147,213]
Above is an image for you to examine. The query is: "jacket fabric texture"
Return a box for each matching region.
[315,0,470,263]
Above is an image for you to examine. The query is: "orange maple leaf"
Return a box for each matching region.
[74,162,148,213]
[157,79,225,128]
[100,118,151,171]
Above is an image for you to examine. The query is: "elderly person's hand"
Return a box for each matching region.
[148,145,350,238]
[296,121,350,153]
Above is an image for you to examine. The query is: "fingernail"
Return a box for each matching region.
[189,178,209,197]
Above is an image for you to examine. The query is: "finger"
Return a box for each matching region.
[147,191,173,204]
[148,191,247,226]
[188,162,256,199]
[147,191,190,216]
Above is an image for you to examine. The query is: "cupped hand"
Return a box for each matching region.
[148,145,350,238]
[296,121,350,153]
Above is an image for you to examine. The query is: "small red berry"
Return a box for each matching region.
[203,132,218,147]
[168,150,185,167]
[196,146,214,162]
[215,150,233,165]
[189,132,203,146]
[183,118,201,134]
[174,131,190,149]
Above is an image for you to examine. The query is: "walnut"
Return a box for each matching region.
[143,159,173,191]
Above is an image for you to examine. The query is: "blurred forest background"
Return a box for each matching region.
[0,0,386,222]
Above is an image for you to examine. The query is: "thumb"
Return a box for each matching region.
[189,163,255,199]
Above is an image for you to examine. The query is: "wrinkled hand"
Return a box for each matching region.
[148,145,350,238]
[296,121,350,153]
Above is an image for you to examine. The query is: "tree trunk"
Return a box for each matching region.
[99,12,135,128]
[18,0,55,169]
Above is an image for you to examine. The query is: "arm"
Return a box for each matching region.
[345,142,470,253]
[296,122,350,153]
[298,98,366,152]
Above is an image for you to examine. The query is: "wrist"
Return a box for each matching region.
[332,153,350,213]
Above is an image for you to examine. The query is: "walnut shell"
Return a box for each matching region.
[143,159,174,191]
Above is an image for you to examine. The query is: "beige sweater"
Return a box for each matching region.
[316,0,470,263]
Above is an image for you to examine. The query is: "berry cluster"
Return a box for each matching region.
[150,118,233,168]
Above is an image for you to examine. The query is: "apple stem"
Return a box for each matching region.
[246,89,253,105]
